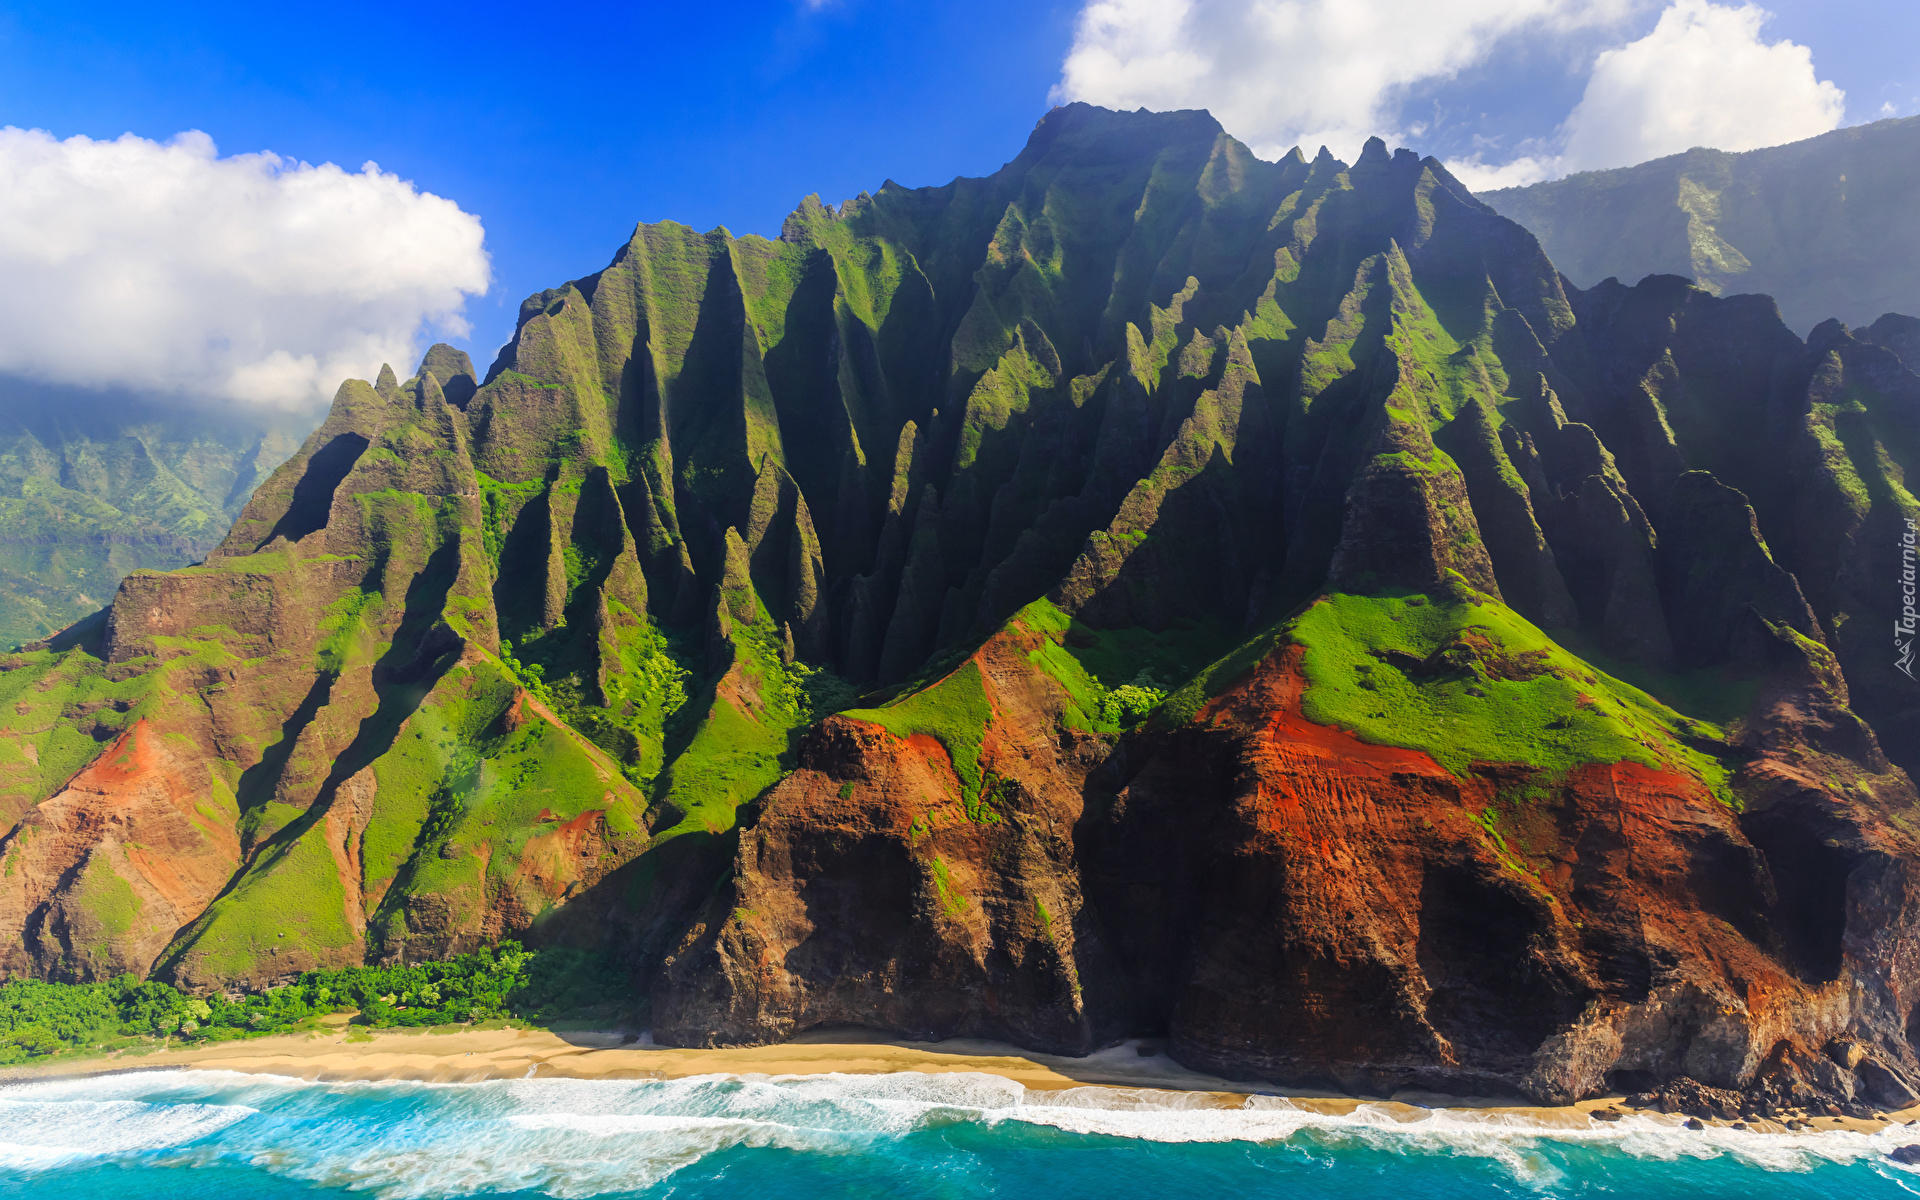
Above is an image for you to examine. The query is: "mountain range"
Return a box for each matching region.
[2,104,1919,1114]
[0,381,300,648]
[1482,115,1920,335]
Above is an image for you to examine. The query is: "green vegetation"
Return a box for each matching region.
[1548,628,1761,727]
[1157,622,1292,729]
[315,587,382,675]
[0,642,153,808]
[394,655,645,886]
[967,774,1012,825]
[0,385,303,648]
[162,645,651,981]
[648,579,852,842]
[1287,591,1735,797]
[1055,614,1235,694]
[504,617,698,788]
[1154,590,1740,800]
[71,854,144,961]
[843,661,994,805]
[10,104,1913,1015]
[1102,681,1166,725]
[1482,115,1920,332]
[168,804,360,979]
[929,856,967,918]
[1012,599,1193,731]
[0,942,634,1065]
[651,694,789,836]
[1017,605,1117,732]
[474,470,545,566]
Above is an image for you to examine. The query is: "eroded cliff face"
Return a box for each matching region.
[1083,641,1920,1107]
[656,590,1920,1106]
[0,719,239,981]
[2,104,1918,1108]
[654,615,1129,1052]
[0,364,652,990]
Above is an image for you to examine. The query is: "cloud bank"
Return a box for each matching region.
[1564,1,1843,170]
[0,128,488,411]
[1054,0,1846,193]
[1053,0,1636,161]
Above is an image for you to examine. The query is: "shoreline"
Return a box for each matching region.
[6,1023,1916,1138]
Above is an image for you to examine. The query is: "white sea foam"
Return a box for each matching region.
[0,1087,257,1167]
[0,1068,1912,1196]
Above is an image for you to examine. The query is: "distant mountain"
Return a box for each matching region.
[1480,116,1920,334]
[5,105,1920,1115]
[0,382,306,647]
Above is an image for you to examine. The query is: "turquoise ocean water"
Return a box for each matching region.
[2,1069,1917,1199]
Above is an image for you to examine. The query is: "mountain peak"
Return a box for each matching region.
[1016,102,1229,169]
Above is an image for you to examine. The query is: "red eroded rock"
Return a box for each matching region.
[1081,645,1920,1101]
[0,719,241,981]
[653,620,1129,1051]
[658,633,1920,1104]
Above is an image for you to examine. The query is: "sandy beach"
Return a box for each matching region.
[6,1022,1914,1138]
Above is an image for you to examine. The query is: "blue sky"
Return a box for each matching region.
[0,0,1913,401]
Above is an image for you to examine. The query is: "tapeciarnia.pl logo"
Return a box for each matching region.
[1901,518,1918,680]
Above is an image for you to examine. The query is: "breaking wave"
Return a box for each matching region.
[0,1069,1914,1198]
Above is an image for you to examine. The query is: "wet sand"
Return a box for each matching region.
[8,1022,1917,1136]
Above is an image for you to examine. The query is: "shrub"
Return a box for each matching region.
[0,940,636,1060]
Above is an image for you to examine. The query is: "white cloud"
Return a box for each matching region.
[1449,1,1844,189]
[1052,0,1637,161]
[1444,154,1565,192]
[0,127,488,411]
[1559,0,1843,169]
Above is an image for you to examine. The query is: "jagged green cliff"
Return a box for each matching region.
[0,381,302,648]
[3,104,1919,1110]
[1480,115,1920,334]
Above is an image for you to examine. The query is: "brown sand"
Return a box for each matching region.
[7,1023,1916,1135]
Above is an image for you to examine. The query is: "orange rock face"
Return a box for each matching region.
[660,639,1920,1105]
[0,719,240,980]
[655,620,1128,1052]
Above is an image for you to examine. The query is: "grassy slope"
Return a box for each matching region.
[646,586,848,843]
[401,657,646,908]
[168,642,653,978]
[842,661,994,805]
[1162,589,1737,801]
[834,597,1208,812]
[168,812,358,979]
[0,644,151,824]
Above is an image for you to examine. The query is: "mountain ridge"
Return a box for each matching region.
[1480,115,1920,335]
[2,103,1919,1114]
[0,382,303,648]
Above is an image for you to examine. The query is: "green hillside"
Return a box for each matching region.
[1481,115,1920,334]
[0,380,306,648]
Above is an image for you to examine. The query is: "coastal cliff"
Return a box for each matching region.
[3,103,1919,1111]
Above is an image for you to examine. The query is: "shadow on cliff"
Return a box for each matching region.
[162,539,468,973]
